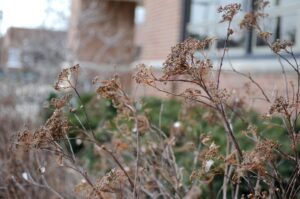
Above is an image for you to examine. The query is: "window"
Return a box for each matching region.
[187,0,300,55]
[134,5,145,25]
[187,0,247,55]
[7,48,21,68]
[253,0,300,54]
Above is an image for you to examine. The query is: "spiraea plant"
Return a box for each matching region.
[11,1,300,199]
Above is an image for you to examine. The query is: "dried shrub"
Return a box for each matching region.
[9,1,300,199]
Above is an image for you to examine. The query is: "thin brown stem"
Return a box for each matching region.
[217,21,232,89]
[232,68,271,103]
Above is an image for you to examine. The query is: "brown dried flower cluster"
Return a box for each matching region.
[271,40,293,53]
[54,64,79,90]
[134,64,156,85]
[259,31,272,41]
[240,12,257,30]
[95,168,127,192]
[182,88,202,101]
[134,37,225,110]
[190,141,223,183]
[190,58,213,81]
[199,142,221,161]
[208,83,230,104]
[16,109,69,150]
[16,129,33,151]
[95,76,134,117]
[240,0,269,30]
[162,37,214,80]
[269,96,291,115]
[218,3,241,23]
[238,140,278,176]
[75,168,128,198]
[51,94,72,109]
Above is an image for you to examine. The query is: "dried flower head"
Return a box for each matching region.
[199,142,221,161]
[75,168,127,197]
[50,94,72,109]
[54,64,79,91]
[16,109,69,150]
[162,38,214,80]
[209,83,230,104]
[240,12,257,30]
[269,96,291,115]
[218,3,241,23]
[182,88,202,102]
[238,140,278,176]
[259,31,272,41]
[271,40,293,53]
[16,129,33,151]
[240,0,269,30]
[190,58,213,81]
[95,76,134,117]
[40,109,69,140]
[134,64,156,85]
[96,168,127,192]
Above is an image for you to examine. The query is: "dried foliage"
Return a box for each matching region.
[16,109,69,150]
[218,3,241,23]
[94,75,134,118]
[7,1,300,199]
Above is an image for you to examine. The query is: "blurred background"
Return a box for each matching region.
[0,0,299,198]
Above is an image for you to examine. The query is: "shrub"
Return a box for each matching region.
[11,1,300,198]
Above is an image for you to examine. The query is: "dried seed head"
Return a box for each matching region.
[134,64,156,85]
[238,139,278,176]
[16,129,33,151]
[96,76,134,117]
[240,12,257,30]
[54,64,79,91]
[259,31,272,41]
[218,3,241,23]
[79,168,128,195]
[271,40,293,53]
[16,108,69,150]
[51,94,72,109]
[269,96,291,114]
[162,38,214,80]
[240,0,269,30]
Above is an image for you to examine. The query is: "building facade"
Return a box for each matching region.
[0,27,66,70]
[135,0,300,72]
[133,0,300,107]
[67,0,300,105]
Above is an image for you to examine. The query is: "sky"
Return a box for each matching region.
[0,0,70,34]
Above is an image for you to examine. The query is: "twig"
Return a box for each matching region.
[232,68,271,103]
[217,21,232,89]
[133,116,140,199]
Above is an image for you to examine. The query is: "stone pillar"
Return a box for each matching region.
[68,0,136,65]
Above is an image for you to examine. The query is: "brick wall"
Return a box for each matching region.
[137,0,183,61]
